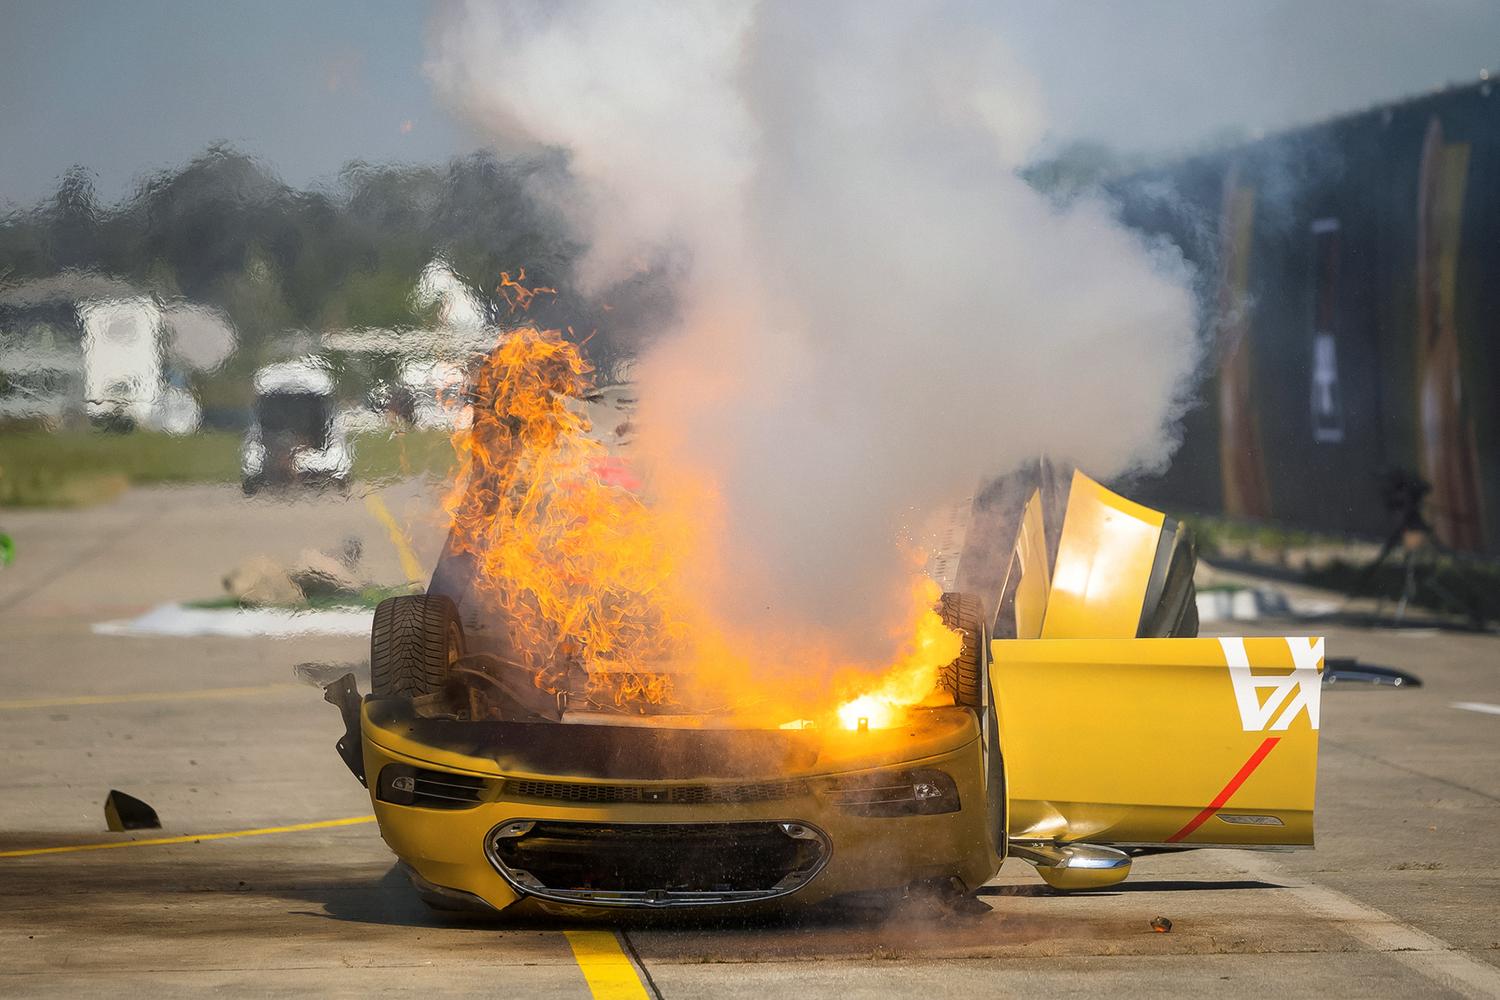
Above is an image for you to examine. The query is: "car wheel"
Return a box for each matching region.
[937,591,985,708]
[371,594,464,698]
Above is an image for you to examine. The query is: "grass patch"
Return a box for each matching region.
[1307,557,1500,625]
[1177,513,1328,558]
[0,469,130,507]
[1196,582,1249,594]
[186,583,418,611]
[1179,511,1499,624]
[0,427,457,506]
[353,430,456,482]
[0,430,241,495]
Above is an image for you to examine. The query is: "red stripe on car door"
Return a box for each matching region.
[1165,736,1281,843]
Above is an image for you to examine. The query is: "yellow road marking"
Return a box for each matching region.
[0,815,375,858]
[365,493,427,586]
[565,930,653,999]
[0,683,304,710]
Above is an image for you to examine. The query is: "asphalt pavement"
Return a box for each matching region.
[1,483,1497,998]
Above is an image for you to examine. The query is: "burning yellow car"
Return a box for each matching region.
[327,463,1321,914]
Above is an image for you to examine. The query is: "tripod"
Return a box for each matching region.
[1354,470,1485,627]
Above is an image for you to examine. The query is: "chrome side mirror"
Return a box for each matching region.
[1009,840,1132,891]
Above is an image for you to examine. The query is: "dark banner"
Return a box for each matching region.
[1120,81,1500,554]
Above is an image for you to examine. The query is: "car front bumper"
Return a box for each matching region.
[360,721,998,914]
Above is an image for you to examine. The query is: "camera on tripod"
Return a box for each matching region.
[1377,468,1431,528]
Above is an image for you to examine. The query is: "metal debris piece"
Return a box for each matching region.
[104,790,160,832]
[1150,916,1173,933]
[323,673,367,786]
[223,555,302,607]
[1323,658,1422,687]
[294,660,369,688]
[289,547,365,599]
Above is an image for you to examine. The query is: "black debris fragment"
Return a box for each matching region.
[104,790,160,831]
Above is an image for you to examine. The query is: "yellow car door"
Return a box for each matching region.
[991,634,1321,848]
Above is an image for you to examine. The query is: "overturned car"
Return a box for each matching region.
[328,456,1322,915]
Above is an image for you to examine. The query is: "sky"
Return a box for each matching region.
[0,0,467,207]
[1,0,1498,208]
[999,0,1500,156]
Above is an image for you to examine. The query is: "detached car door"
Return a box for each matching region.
[991,635,1322,848]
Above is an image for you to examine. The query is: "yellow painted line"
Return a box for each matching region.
[0,815,375,858]
[0,683,304,710]
[365,493,426,586]
[565,930,653,1000]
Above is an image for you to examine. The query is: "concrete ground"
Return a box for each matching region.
[1,483,1497,998]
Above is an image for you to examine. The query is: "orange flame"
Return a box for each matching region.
[833,579,960,730]
[497,269,557,313]
[443,279,961,724]
[443,325,685,706]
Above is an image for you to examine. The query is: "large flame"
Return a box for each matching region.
[834,578,962,730]
[443,308,960,726]
[443,325,686,706]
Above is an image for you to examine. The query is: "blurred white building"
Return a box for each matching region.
[0,274,233,432]
[319,257,497,431]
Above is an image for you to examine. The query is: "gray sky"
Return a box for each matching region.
[998,0,1500,155]
[1,0,1497,207]
[0,0,466,207]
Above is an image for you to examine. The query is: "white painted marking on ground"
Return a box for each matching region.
[1234,853,1500,998]
[92,602,372,638]
[1451,701,1500,716]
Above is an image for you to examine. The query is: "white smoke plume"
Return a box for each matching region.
[427,1,1198,669]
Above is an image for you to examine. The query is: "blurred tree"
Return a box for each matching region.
[0,142,665,399]
[48,166,101,269]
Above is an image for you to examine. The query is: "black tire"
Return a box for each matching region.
[937,591,985,708]
[371,594,464,698]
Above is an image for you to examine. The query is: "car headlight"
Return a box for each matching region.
[824,768,961,816]
[376,764,488,809]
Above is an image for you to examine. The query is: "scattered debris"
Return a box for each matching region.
[324,673,367,786]
[104,790,160,832]
[223,536,372,607]
[294,660,370,688]
[1150,916,1173,933]
[899,877,993,919]
[223,555,302,607]
[1323,658,1422,688]
[289,546,364,599]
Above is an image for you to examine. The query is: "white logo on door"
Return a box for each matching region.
[1221,636,1323,732]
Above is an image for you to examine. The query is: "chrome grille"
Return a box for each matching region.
[487,819,829,907]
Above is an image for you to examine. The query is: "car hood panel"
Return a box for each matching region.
[362,698,979,781]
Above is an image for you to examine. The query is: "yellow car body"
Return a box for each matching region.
[344,469,1321,913]
[360,701,1000,913]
